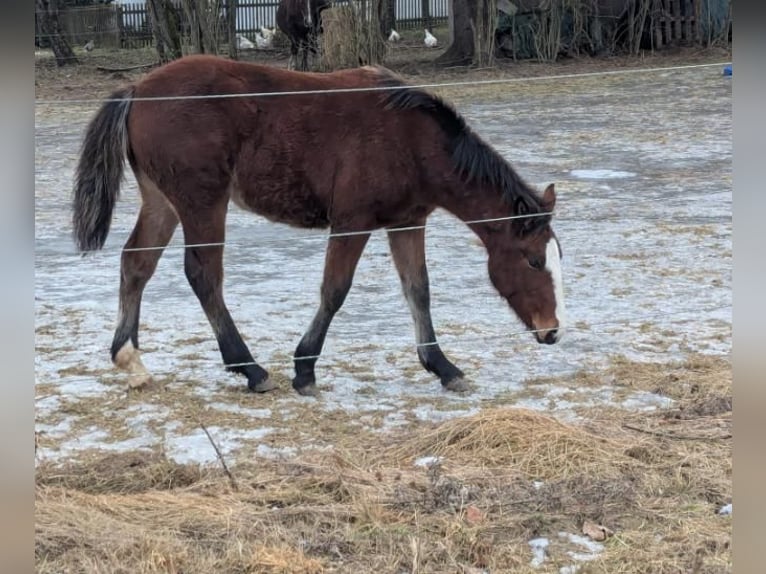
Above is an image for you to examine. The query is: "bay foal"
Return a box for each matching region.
[72,55,566,396]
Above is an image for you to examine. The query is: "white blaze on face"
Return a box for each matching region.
[545,237,566,340]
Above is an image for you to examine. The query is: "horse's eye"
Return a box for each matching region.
[528,256,544,270]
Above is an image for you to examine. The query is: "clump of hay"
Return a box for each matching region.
[36,450,208,494]
[320,4,387,70]
[389,407,646,480]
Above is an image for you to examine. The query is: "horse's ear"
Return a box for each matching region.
[514,197,535,235]
[541,183,556,212]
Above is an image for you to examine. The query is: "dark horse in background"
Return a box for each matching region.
[72,55,567,397]
[276,0,331,71]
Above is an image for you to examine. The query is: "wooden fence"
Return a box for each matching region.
[651,0,701,48]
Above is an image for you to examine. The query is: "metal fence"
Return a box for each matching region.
[36,0,449,51]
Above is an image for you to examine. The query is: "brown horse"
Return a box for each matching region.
[276,0,331,71]
[72,54,567,396]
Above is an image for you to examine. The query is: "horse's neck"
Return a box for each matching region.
[438,181,511,244]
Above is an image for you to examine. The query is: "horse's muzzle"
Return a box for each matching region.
[535,328,560,345]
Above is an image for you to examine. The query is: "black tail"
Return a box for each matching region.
[72,85,135,252]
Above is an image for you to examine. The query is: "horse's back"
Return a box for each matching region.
[132,55,386,102]
[125,56,436,230]
[130,56,396,141]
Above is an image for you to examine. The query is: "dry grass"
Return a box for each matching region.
[36,354,731,573]
[389,408,634,480]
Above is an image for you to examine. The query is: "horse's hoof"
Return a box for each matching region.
[127,372,153,389]
[294,382,320,397]
[248,378,277,393]
[443,376,471,393]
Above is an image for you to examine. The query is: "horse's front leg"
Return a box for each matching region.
[293,232,370,396]
[180,202,274,393]
[387,223,467,391]
[288,41,298,71]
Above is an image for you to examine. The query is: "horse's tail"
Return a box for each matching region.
[72,85,135,253]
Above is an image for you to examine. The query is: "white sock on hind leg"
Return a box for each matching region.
[114,341,153,388]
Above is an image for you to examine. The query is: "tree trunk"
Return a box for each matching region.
[472,0,496,67]
[227,0,239,59]
[147,0,183,62]
[198,0,223,56]
[421,0,432,32]
[436,0,496,67]
[378,0,395,37]
[182,0,223,55]
[36,0,77,66]
[436,0,476,66]
[181,0,203,53]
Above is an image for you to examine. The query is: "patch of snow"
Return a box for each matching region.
[39,425,156,461]
[208,402,272,418]
[529,537,549,568]
[35,394,61,412]
[256,444,298,459]
[569,169,637,179]
[414,455,442,468]
[383,411,409,428]
[164,426,274,465]
[718,503,732,516]
[621,392,675,411]
[558,531,605,561]
[412,406,480,422]
[54,378,112,398]
[35,417,73,438]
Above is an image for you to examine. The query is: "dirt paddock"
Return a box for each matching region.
[35,45,731,572]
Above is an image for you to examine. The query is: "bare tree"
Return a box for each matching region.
[147,0,183,62]
[378,0,395,37]
[181,0,224,55]
[36,0,78,66]
[227,0,239,59]
[421,0,432,32]
[437,0,496,67]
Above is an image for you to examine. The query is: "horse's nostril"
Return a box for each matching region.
[544,330,558,344]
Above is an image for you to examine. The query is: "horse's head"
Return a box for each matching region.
[485,184,566,345]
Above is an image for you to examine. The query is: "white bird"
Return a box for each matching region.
[424,29,438,48]
[260,27,275,42]
[255,30,272,49]
[84,40,94,52]
[236,33,255,50]
[388,29,401,42]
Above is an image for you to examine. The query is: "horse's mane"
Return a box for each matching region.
[372,68,550,232]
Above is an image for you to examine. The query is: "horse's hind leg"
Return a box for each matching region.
[111,177,179,388]
[387,223,467,392]
[178,201,274,393]
[293,233,370,396]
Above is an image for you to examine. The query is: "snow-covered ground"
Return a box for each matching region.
[35,66,731,467]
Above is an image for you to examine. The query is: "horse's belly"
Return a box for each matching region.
[230,175,330,229]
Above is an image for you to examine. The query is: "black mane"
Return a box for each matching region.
[376,72,550,232]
